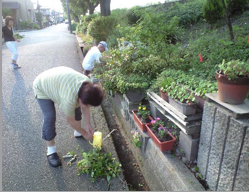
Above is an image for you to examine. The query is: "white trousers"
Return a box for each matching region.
[6,41,18,61]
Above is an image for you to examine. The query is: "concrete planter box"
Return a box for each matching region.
[146,124,176,152]
[169,96,198,116]
[125,90,146,102]
[132,110,153,132]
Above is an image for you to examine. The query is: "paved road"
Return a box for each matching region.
[2,24,126,191]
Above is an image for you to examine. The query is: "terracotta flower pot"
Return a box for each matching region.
[159,88,169,102]
[132,110,153,132]
[146,124,176,152]
[215,71,249,104]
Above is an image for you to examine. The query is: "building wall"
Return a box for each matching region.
[3,0,35,21]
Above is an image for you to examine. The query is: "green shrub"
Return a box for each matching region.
[165,0,205,28]
[33,23,40,30]
[88,16,117,42]
[227,0,249,14]
[203,0,224,26]
[2,7,13,18]
[126,7,141,25]
[20,20,32,29]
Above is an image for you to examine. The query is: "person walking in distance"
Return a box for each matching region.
[33,66,104,167]
[82,41,108,77]
[2,16,21,69]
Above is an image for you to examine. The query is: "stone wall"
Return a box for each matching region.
[110,93,205,191]
[197,102,249,191]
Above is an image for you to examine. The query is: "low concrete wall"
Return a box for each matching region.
[197,102,249,191]
[110,93,205,191]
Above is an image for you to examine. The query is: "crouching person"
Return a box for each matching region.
[33,66,104,167]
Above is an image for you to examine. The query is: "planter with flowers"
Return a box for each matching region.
[131,130,143,148]
[167,82,199,116]
[146,118,176,152]
[215,59,249,104]
[132,104,154,132]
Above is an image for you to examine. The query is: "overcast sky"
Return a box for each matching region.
[32,0,165,13]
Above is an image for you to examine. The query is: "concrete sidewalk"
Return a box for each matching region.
[2,24,127,191]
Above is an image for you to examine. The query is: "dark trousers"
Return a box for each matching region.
[37,99,82,141]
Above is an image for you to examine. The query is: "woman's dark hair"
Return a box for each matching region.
[78,82,104,106]
[5,16,14,26]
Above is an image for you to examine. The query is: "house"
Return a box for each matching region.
[2,0,35,24]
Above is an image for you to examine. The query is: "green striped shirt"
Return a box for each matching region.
[33,66,92,117]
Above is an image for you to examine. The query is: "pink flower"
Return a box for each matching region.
[151,120,156,124]
[156,117,160,121]
[198,54,203,62]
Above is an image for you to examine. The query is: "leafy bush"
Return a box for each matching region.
[217,59,249,80]
[126,7,141,25]
[2,7,13,18]
[227,0,249,14]
[77,149,122,182]
[78,33,93,44]
[20,20,32,29]
[203,0,224,25]
[165,0,205,28]
[33,23,40,30]
[88,16,117,42]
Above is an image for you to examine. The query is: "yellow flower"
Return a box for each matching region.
[138,107,142,110]
[143,107,146,111]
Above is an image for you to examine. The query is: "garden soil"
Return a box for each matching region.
[101,97,150,191]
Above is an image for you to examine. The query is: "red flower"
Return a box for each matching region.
[198,54,203,62]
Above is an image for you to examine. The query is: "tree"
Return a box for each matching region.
[2,7,13,18]
[203,0,224,27]
[100,0,111,16]
[221,0,234,41]
[87,0,100,15]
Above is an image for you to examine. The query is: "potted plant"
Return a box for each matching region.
[132,104,153,132]
[117,74,149,102]
[167,83,198,116]
[131,130,143,148]
[215,59,249,104]
[146,117,176,152]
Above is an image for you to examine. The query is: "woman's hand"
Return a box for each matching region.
[16,39,20,42]
[86,124,95,136]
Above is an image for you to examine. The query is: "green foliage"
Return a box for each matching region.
[151,118,165,131]
[203,0,224,25]
[158,127,169,139]
[131,130,142,148]
[78,33,93,44]
[217,59,249,80]
[88,16,117,42]
[167,83,197,104]
[33,23,40,30]
[20,20,32,29]
[156,69,217,98]
[126,7,141,25]
[165,0,205,28]
[13,33,24,40]
[227,0,249,14]
[77,149,122,182]
[2,7,13,19]
[137,104,150,120]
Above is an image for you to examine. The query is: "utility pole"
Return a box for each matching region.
[37,0,42,29]
[66,0,72,34]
